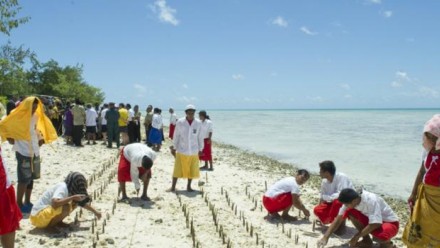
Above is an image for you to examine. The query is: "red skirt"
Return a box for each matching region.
[313,199,343,224]
[0,186,22,235]
[343,208,399,240]
[199,138,212,161]
[169,124,176,139]
[117,148,151,182]
[262,193,293,214]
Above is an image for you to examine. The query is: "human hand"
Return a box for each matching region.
[349,234,360,247]
[95,211,102,220]
[38,139,45,146]
[303,209,310,218]
[408,193,416,206]
[7,138,14,145]
[207,138,211,144]
[72,194,86,201]
[317,238,328,248]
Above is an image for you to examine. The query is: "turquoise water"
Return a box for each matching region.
[197,109,439,199]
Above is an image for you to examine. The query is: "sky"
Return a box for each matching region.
[4,0,440,109]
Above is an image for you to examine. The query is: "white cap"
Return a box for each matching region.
[185,104,196,111]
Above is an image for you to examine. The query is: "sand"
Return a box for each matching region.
[1,131,409,248]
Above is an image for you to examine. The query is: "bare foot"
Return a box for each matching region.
[166,188,176,193]
[140,195,151,201]
[56,222,71,228]
[187,188,194,192]
[379,241,396,248]
[355,238,373,248]
[281,214,298,222]
[264,212,281,220]
[118,196,130,202]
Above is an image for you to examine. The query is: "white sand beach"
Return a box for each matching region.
[1,133,408,248]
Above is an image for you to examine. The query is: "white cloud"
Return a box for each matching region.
[232,74,244,80]
[150,0,180,26]
[382,10,393,18]
[391,81,402,88]
[340,83,351,90]
[133,84,146,92]
[182,83,188,89]
[344,94,352,99]
[396,71,411,81]
[366,0,381,4]
[272,16,288,27]
[300,26,318,36]
[418,86,439,98]
[177,96,197,103]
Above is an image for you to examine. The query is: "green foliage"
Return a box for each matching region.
[32,59,105,104]
[0,0,30,36]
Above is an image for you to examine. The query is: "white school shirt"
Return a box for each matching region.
[1,149,11,188]
[151,114,163,129]
[31,182,69,216]
[264,177,300,198]
[338,190,398,224]
[173,118,204,156]
[320,172,354,202]
[169,113,177,125]
[13,114,40,157]
[123,143,157,190]
[85,108,98,127]
[128,109,135,122]
[100,108,108,125]
[200,119,213,139]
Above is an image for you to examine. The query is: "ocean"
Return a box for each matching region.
[185,109,439,199]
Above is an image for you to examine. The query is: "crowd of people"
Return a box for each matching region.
[0,95,439,248]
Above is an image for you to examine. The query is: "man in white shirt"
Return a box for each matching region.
[317,188,399,248]
[168,104,204,192]
[314,160,354,232]
[126,103,136,144]
[262,169,311,222]
[85,104,98,145]
[118,143,156,201]
[100,103,109,145]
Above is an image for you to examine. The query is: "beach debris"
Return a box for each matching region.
[265,181,267,191]
[91,221,94,234]
[256,233,259,245]
[312,220,316,232]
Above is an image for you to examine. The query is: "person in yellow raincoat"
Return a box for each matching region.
[0,96,57,214]
[403,114,440,247]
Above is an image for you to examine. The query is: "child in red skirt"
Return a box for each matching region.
[118,143,156,201]
[0,148,22,248]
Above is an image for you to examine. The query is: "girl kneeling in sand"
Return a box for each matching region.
[262,169,311,221]
[30,172,101,229]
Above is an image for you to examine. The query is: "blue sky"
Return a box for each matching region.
[5,0,440,109]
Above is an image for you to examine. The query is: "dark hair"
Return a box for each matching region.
[103,103,109,108]
[199,110,210,120]
[319,160,336,176]
[338,188,359,204]
[119,103,125,108]
[142,156,153,169]
[126,103,131,109]
[153,108,160,114]
[297,169,310,179]
[75,98,81,105]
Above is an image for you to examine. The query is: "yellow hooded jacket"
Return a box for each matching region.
[0,96,58,144]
